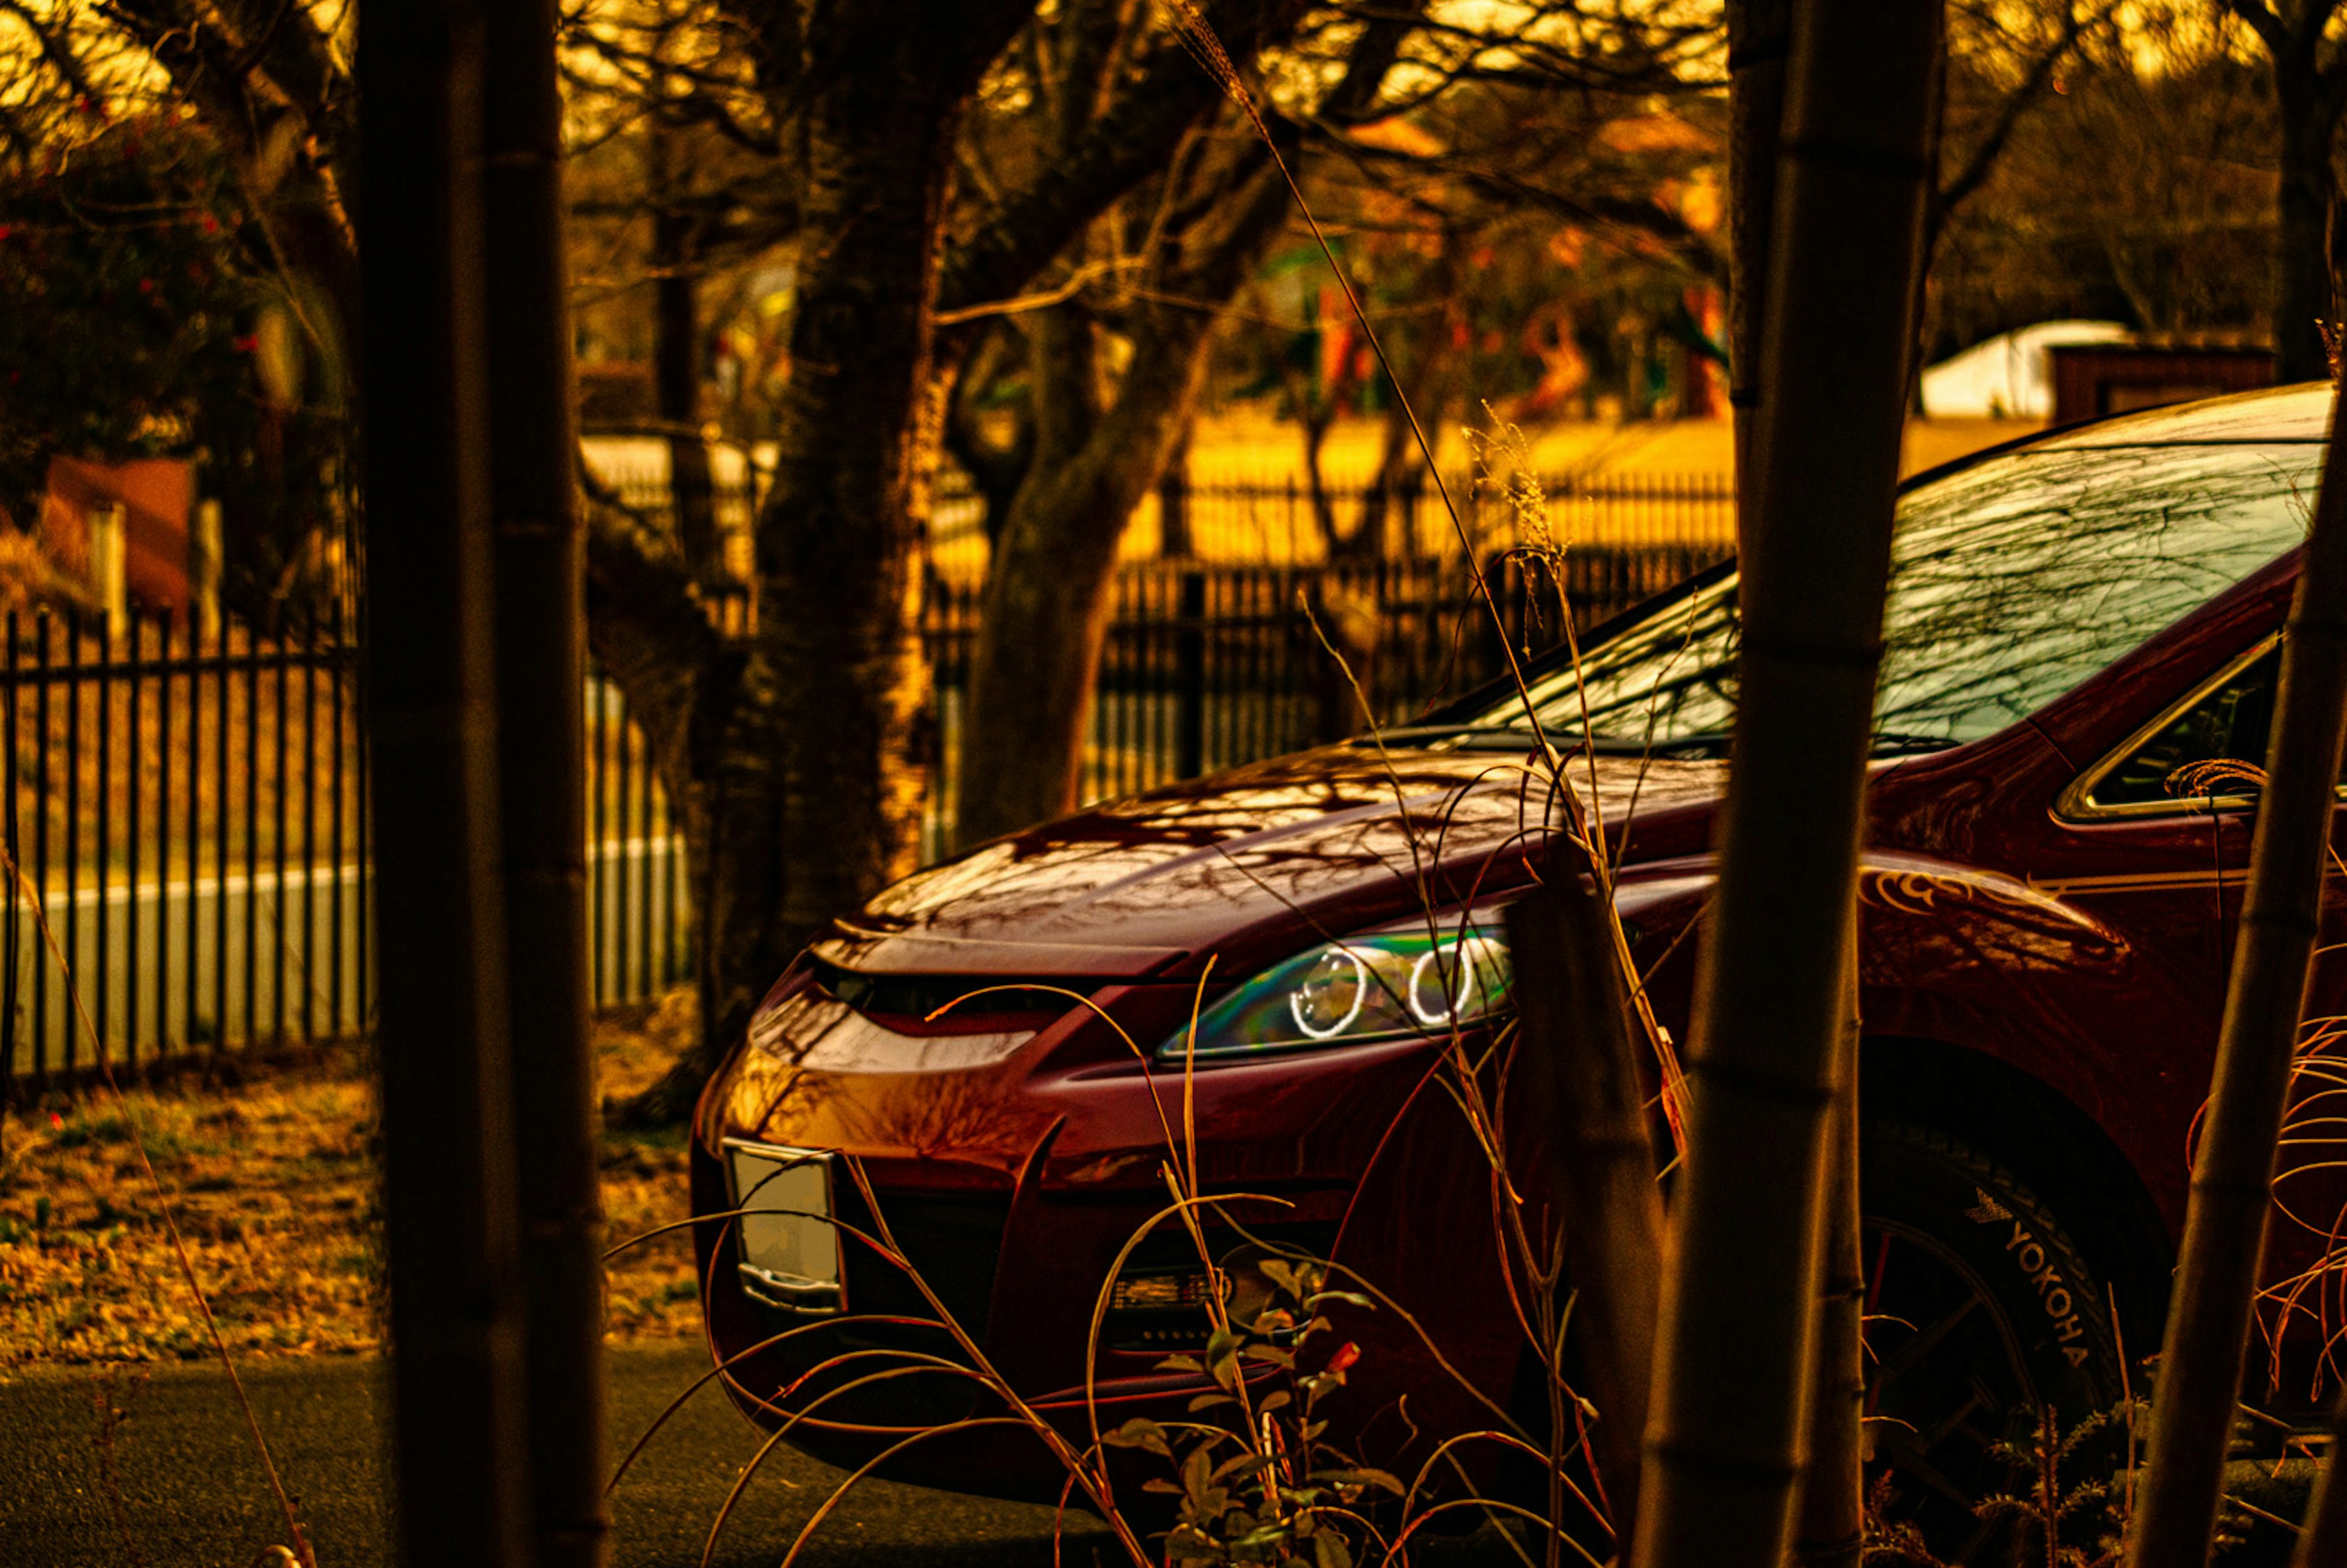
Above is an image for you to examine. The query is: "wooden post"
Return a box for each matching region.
[356,1,532,1563]
[1505,870,1667,1553]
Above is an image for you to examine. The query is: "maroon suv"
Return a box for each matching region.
[693,384,2347,1552]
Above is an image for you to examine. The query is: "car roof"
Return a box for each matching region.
[2030,380,2330,447]
[1419,383,2334,734]
[1888,381,2331,499]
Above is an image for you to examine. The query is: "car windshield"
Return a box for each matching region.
[1473,440,2322,755]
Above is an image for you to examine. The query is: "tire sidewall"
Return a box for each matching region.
[1862,1123,2126,1423]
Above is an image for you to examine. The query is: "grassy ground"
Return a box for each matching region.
[0,990,705,1369]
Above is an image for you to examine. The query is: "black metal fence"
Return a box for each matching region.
[0,607,367,1085]
[584,674,689,1013]
[0,522,1727,1080]
[919,543,1726,855]
[0,607,691,1088]
[1134,469,1736,562]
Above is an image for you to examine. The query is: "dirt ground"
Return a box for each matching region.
[0,992,705,1368]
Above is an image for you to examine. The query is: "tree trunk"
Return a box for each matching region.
[482,2,606,1563]
[2274,62,2335,385]
[1631,7,1937,1568]
[957,306,1224,842]
[1361,242,1456,565]
[355,1,532,1562]
[1158,427,1193,558]
[650,126,720,582]
[619,3,1033,1117]
[1504,870,1667,1556]
[1725,0,1791,554]
[2126,387,2347,1567]
[957,156,1289,844]
[1298,402,1350,561]
[1791,915,1863,1568]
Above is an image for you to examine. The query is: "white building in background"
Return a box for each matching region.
[1919,320,2130,419]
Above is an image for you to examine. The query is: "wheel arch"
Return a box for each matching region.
[1860,1033,2174,1354]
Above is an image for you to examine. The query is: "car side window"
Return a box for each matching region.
[2090,647,2279,809]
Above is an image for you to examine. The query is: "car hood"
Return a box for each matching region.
[819,741,1727,978]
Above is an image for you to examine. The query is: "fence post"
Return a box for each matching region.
[90,504,126,634]
[192,499,223,642]
[1176,569,1206,780]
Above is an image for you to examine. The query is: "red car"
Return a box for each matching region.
[692,384,2347,1552]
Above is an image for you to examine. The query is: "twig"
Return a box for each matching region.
[90,1364,152,1568]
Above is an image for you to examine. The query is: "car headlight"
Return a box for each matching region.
[1162,919,1514,1060]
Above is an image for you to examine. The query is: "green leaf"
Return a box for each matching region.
[1207,1327,1244,1391]
[1158,1353,1207,1375]
[1211,1451,1276,1486]
[1309,1467,1406,1497]
[1188,1390,1240,1413]
[1313,1533,1354,1568]
[1103,1415,1174,1459]
[1184,1443,1214,1505]
[1304,1289,1375,1311]
[1167,1528,1222,1562]
[1243,1343,1296,1369]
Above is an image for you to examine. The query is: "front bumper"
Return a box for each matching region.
[688,970,1528,1501]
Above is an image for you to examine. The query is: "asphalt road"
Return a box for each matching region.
[0,1342,1124,1567]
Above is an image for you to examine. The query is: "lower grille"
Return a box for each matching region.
[736,1184,1010,1428]
[1103,1222,1342,1352]
[837,1183,1006,1339]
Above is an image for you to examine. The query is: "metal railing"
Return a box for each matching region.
[0,608,367,1084]
[0,513,1727,1079]
[919,543,1727,856]
[0,607,690,1088]
[1133,469,1737,562]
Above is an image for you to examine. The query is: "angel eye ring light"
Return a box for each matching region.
[1163,922,1515,1060]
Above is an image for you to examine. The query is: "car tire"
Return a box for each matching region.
[1860,1121,2129,1558]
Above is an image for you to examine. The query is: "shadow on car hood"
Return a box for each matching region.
[819,742,1727,977]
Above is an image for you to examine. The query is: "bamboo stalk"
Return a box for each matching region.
[356,1,534,1563]
[1792,912,1864,1568]
[2286,1387,2346,1568]
[2128,371,2347,1568]
[1505,868,1668,1552]
[1725,0,1791,552]
[482,1,608,1563]
[1629,6,1939,1566]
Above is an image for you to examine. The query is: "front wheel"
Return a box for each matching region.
[1860,1123,2128,1562]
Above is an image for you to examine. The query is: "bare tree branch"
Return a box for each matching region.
[1937,1,2114,221]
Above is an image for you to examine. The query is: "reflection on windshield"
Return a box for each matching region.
[1485,441,2319,753]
